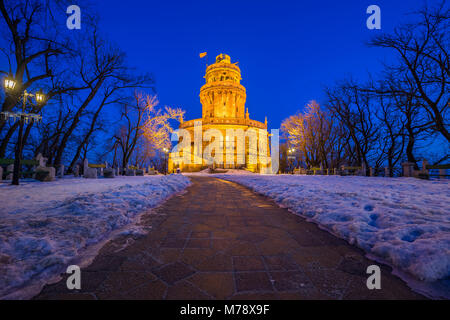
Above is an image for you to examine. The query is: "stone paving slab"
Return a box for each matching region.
[34,176,425,300]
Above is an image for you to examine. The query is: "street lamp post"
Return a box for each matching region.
[163,148,169,175]
[287,148,296,174]
[2,74,45,185]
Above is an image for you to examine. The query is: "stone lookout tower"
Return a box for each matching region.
[169,54,271,173]
[200,53,247,119]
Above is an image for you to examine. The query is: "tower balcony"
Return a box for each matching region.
[179,117,267,130]
[200,81,246,95]
[205,61,241,74]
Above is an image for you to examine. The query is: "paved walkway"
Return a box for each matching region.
[35,177,424,300]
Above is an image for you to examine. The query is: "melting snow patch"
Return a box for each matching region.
[0,174,190,299]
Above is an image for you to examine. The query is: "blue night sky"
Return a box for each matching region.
[97,0,430,129]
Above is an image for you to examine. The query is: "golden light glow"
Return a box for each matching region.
[35,89,45,104]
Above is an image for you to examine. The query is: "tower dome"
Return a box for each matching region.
[215,53,231,63]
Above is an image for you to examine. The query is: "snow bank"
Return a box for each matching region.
[215,174,450,284]
[0,175,190,299]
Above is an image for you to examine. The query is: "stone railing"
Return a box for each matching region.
[293,165,368,176]
[298,166,366,176]
[179,118,266,129]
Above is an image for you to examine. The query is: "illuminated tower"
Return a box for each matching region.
[169,53,271,173]
[200,53,246,119]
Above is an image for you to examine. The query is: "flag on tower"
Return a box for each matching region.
[199,52,207,58]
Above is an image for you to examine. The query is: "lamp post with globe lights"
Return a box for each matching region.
[287,148,296,174]
[1,73,45,185]
[162,147,169,175]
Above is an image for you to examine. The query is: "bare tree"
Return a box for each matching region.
[114,92,183,169]
[52,28,152,166]
[282,101,336,169]
[379,76,430,169]
[0,0,61,134]
[368,2,449,142]
[325,81,380,170]
[67,76,152,170]
[375,93,406,176]
[0,0,90,158]
[114,93,148,168]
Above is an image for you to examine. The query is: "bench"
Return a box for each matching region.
[0,158,39,166]
[0,156,53,181]
[88,163,106,168]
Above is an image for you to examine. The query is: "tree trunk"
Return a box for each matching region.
[53,80,104,166]
[0,121,19,157]
[68,100,106,170]
[406,132,418,170]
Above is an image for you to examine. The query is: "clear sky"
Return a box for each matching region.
[97,0,430,129]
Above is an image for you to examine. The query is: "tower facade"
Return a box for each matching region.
[200,54,246,119]
[169,54,271,173]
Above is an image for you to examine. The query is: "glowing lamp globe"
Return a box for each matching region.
[4,74,16,91]
[35,89,45,104]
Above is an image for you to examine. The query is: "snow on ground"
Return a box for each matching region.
[0,174,190,299]
[214,174,450,290]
